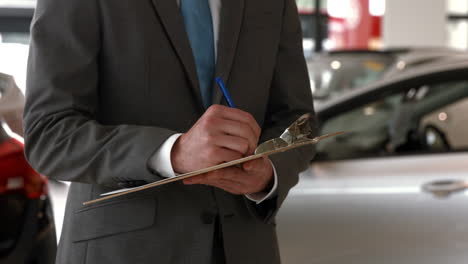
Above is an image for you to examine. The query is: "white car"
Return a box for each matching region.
[308,48,468,108]
[277,58,468,264]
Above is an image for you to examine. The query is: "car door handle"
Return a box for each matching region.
[422,180,468,198]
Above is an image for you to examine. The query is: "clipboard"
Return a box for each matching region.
[83,131,344,205]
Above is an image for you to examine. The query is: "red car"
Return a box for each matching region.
[0,73,56,264]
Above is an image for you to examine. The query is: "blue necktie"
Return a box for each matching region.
[180,0,215,109]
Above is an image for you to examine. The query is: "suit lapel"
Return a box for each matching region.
[150,0,204,109]
[212,0,245,105]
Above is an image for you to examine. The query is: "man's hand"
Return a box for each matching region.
[183,157,274,195]
[171,105,261,174]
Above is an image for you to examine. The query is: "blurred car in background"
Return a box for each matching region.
[308,47,468,108]
[0,73,56,264]
[277,58,468,264]
[308,49,395,103]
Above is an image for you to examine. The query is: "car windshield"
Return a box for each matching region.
[308,53,395,103]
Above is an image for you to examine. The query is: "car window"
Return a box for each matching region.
[418,83,468,152]
[316,79,468,160]
[317,92,403,160]
[309,56,394,102]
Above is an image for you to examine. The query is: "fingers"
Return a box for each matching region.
[214,118,258,154]
[242,157,268,172]
[214,134,250,155]
[183,159,273,195]
[205,105,261,140]
[184,168,243,185]
[204,146,244,164]
[171,104,262,174]
[184,170,249,195]
[212,179,246,195]
[183,168,241,185]
[199,105,261,156]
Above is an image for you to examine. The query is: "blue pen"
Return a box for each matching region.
[215,77,235,108]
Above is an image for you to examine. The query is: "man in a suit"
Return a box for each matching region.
[23,0,315,263]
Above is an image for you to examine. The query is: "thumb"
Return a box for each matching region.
[242,158,263,171]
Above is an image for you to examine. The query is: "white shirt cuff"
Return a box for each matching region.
[245,160,278,204]
[148,133,182,178]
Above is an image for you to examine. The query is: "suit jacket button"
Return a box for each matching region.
[201,211,215,224]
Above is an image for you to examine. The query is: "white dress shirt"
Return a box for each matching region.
[149,0,278,204]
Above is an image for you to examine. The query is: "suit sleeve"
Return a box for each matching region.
[23,0,174,188]
[245,0,316,222]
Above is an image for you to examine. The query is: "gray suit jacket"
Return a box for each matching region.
[23,0,315,263]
